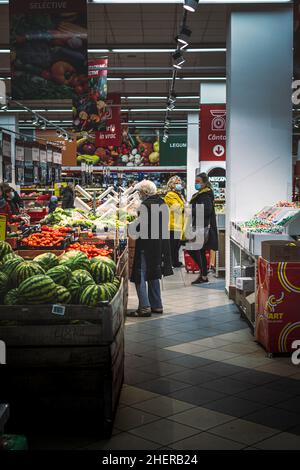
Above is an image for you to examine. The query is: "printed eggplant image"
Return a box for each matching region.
[9,0,88,100]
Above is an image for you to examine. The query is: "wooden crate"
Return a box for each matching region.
[116,247,129,313]
[0,283,125,437]
[15,249,65,259]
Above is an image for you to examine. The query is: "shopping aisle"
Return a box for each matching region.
[31,270,300,450]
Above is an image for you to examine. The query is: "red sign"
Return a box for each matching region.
[200,104,226,161]
[95,93,122,147]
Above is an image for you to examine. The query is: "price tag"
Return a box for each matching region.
[0,216,7,242]
[52,304,66,316]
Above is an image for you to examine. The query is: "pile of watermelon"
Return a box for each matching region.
[0,241,120,307]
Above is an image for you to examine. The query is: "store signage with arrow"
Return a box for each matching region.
[200,104,226,162]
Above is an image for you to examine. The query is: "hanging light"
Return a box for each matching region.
[184,0,199,13]
[0,103,8,111]
[177,25,192,48]
[32,116,39,126]
[172,50,185,69]
[56,129,62,137]
[40,120,46,130]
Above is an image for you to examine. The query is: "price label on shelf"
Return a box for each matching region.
[52,305,66,316]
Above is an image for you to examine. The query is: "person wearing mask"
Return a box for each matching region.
[1,184,23,215]
[188,172,218,285]
[48,196,58,213]
[61,183,75,209]
[129,180,173,317]
[0,188,12,221]
[164,176,185,268]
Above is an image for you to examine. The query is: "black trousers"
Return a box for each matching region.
[188,249,208,277]
[170,230,182,266]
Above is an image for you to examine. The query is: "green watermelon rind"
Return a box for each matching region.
[18,274,57,304]
[90,261,114,284]
[47,265,72,287]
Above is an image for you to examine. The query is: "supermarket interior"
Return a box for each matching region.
[1,0,300,454]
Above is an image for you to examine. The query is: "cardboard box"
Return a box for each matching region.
[261,240,300,263]
[218,231,225,267]
[236,277,255,292]
[228,285,236,301]
[245,293,256,324]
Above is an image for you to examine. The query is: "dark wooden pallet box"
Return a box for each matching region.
[0,281,125,438]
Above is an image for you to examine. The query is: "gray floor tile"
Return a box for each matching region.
[231,370,279,386]
[170,432,244,450]
[204,396,266,418]
[202,377,255,395]
[138,378,190,395]
[124,368,159,386]
[125,342,156,354]
[120,386,159,405]
[84,432,158,450]
[143,349,185,362]
[166,355,214,369]
[132,396,195,418]
[168,386,227,406]
[255,432,300,450]
[244,406,300,431]
[114,407,159,431]
[201,362,247,378]
[129,419,199,446]
[167,369,220,386]
[235,385,295,406]
[140,362,187,377]
[274,397,300,414]
[168,407,235,431]
[209,419,278,446]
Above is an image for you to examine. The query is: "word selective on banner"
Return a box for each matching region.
[200,104,226,162]
[10,0,88,100]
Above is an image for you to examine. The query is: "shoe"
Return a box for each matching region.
[191,277,209,285]
[127,307,152,317]
[151,308,163,314]
[173,262,183,268]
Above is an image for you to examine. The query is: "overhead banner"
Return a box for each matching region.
[10,0,88,100]
[73,59,108,132]
[160,134,187,166]
[95,93,122,148]
[200,104,226,161]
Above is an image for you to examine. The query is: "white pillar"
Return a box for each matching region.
[226,8,293,287]
[186,112,199,201]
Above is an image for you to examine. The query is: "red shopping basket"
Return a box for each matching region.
[184,250,210,273]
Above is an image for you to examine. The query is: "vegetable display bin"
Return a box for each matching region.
[0,281,125,438]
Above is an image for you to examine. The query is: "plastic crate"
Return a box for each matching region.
[183,250,210,273]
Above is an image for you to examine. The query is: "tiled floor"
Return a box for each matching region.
[31,269,300,449]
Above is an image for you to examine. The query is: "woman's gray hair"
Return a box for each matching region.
[136,180,157,198]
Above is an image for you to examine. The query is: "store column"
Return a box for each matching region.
[226,8,293,288]
[0,115,18,186]
[186,112,199,201]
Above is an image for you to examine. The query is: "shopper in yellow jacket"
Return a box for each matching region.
[164,176,185,267]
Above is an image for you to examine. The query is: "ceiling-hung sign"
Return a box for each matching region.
[10,0,88,100]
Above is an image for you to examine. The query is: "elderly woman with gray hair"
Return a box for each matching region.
[128,180,173,317]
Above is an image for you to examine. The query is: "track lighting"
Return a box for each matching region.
[167,100,175,111]
[172,50,185,70]
[177,25,192,48]
[0,103,8,110]
[40,120,46,130]
[165,119,170,128]
[56,129,62,137]
[63,133,69,141]
[169,92,176,104]
[68,136,73,143]
[184,0,199,13]
[32,116,39,126]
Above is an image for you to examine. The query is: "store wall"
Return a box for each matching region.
[226,8,293,286]
[187,112,199,201]
[200,83,226,105]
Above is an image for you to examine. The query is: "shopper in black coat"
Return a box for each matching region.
[61,183,75,209]
[188,172,218,284]
[129,180,173,317]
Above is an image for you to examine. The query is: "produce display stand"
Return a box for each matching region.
[0,280,125,438]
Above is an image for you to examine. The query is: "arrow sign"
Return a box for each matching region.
[213,144,225,158]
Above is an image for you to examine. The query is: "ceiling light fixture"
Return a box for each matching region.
[184,0,199,12]
[177,25,192,48]
[172,50,185,69]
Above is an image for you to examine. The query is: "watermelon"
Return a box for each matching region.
[55,286,71,304]
[2,252,22,264]
[0,272,8,296]
[103,282,118,301]
[68,270,95,303]
[18,275,57,304]
[90,261,114,284]
[4,288,19,306]
[13,261,45,286]
[34,252,58,271]
[47,265,72,287]
[112,277,121,288]
[90,255,116,273]
[80,284,110,307]
[59,250,90,271]
[0,241,13,260]
[2,256,24,278]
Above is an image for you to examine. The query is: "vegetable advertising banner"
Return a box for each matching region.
[159,134,187,166]
[10,0,88,100]
[95,93,122,148]
[73,59,108,132]
[200,104,226,162]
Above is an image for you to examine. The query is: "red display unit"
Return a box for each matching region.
[256,256,300,353]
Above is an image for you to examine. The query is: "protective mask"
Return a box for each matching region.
[10,191,14,199]
[195,183,202,191]
[175,184,182,191]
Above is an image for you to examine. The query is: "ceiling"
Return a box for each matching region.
[0,1,290,127]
